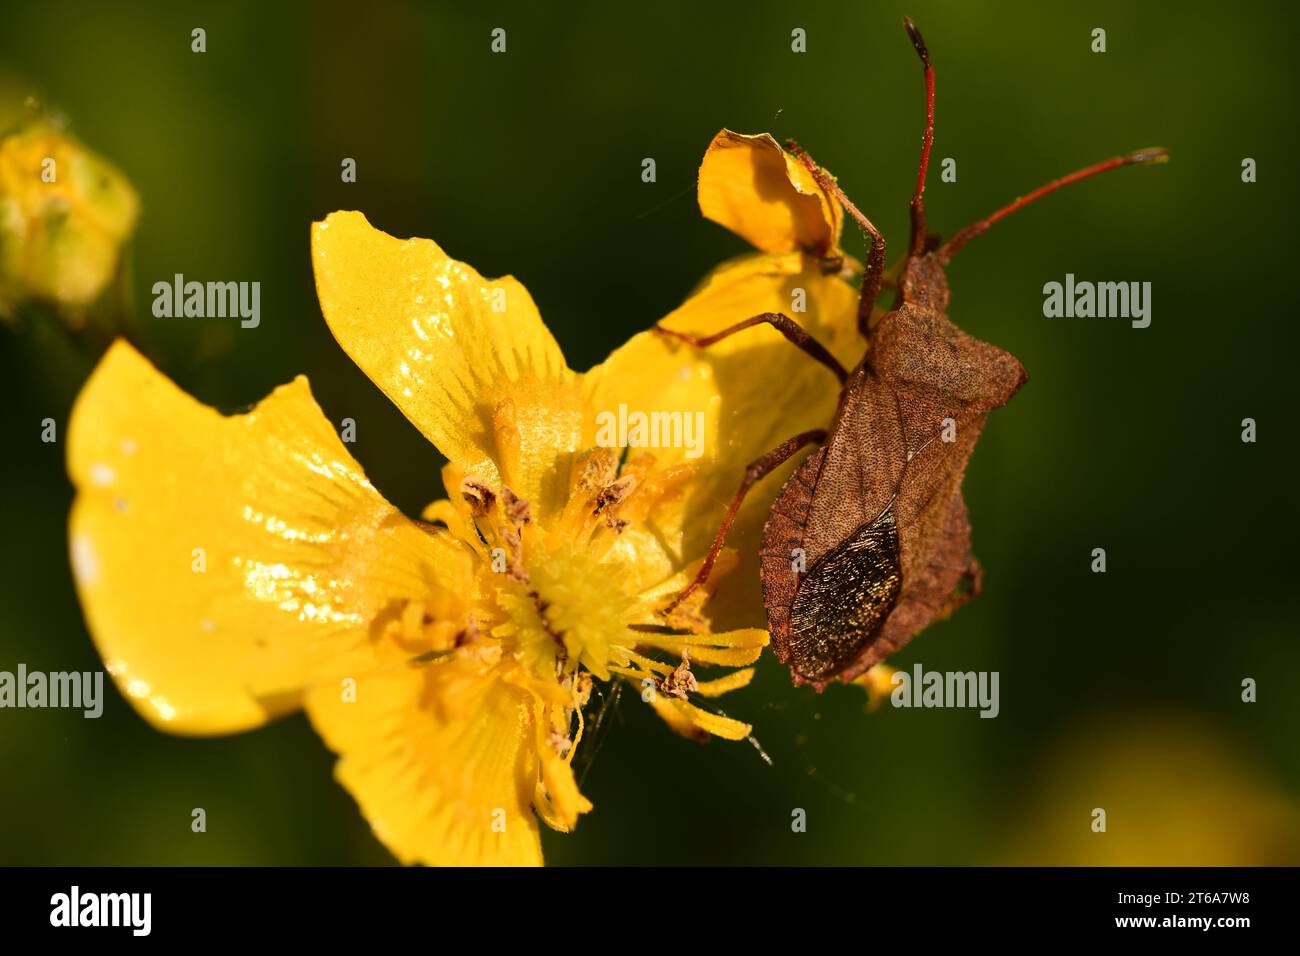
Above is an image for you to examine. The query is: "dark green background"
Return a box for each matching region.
[1,0,1296,865]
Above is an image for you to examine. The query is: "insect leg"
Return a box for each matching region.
[664,428,827,614]
[655,312,847,384]
[786,141,885,341]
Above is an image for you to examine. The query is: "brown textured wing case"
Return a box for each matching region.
[762,259,1026,687]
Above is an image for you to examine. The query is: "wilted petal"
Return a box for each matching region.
[697,129,842,257]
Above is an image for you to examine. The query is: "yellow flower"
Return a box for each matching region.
[66,129,861,865]
[0,120,139,324]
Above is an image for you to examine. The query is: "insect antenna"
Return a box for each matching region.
[936,147,1169,264]
[903,16,935,258]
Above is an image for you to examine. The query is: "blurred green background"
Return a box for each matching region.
[1,0,1297,865]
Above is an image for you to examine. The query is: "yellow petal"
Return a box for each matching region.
[584,252,860,623]
[306,663,543,866]
[67,341,468,734]
[311,211,582,513]
[697,129,842,257]
[588,251,859,485]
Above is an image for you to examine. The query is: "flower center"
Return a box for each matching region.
[524,543,634,678]
[488,532,634,683]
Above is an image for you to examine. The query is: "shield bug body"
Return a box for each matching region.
[659,18,1166,689]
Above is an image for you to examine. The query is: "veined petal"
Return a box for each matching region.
[311,211,583,514]
[586,252,858,480]
[697,129,842,257]
[582,251,860,622]
[306,663,543,866]
[67,341,468,734]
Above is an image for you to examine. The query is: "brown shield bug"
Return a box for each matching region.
[658,17,1167,689]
